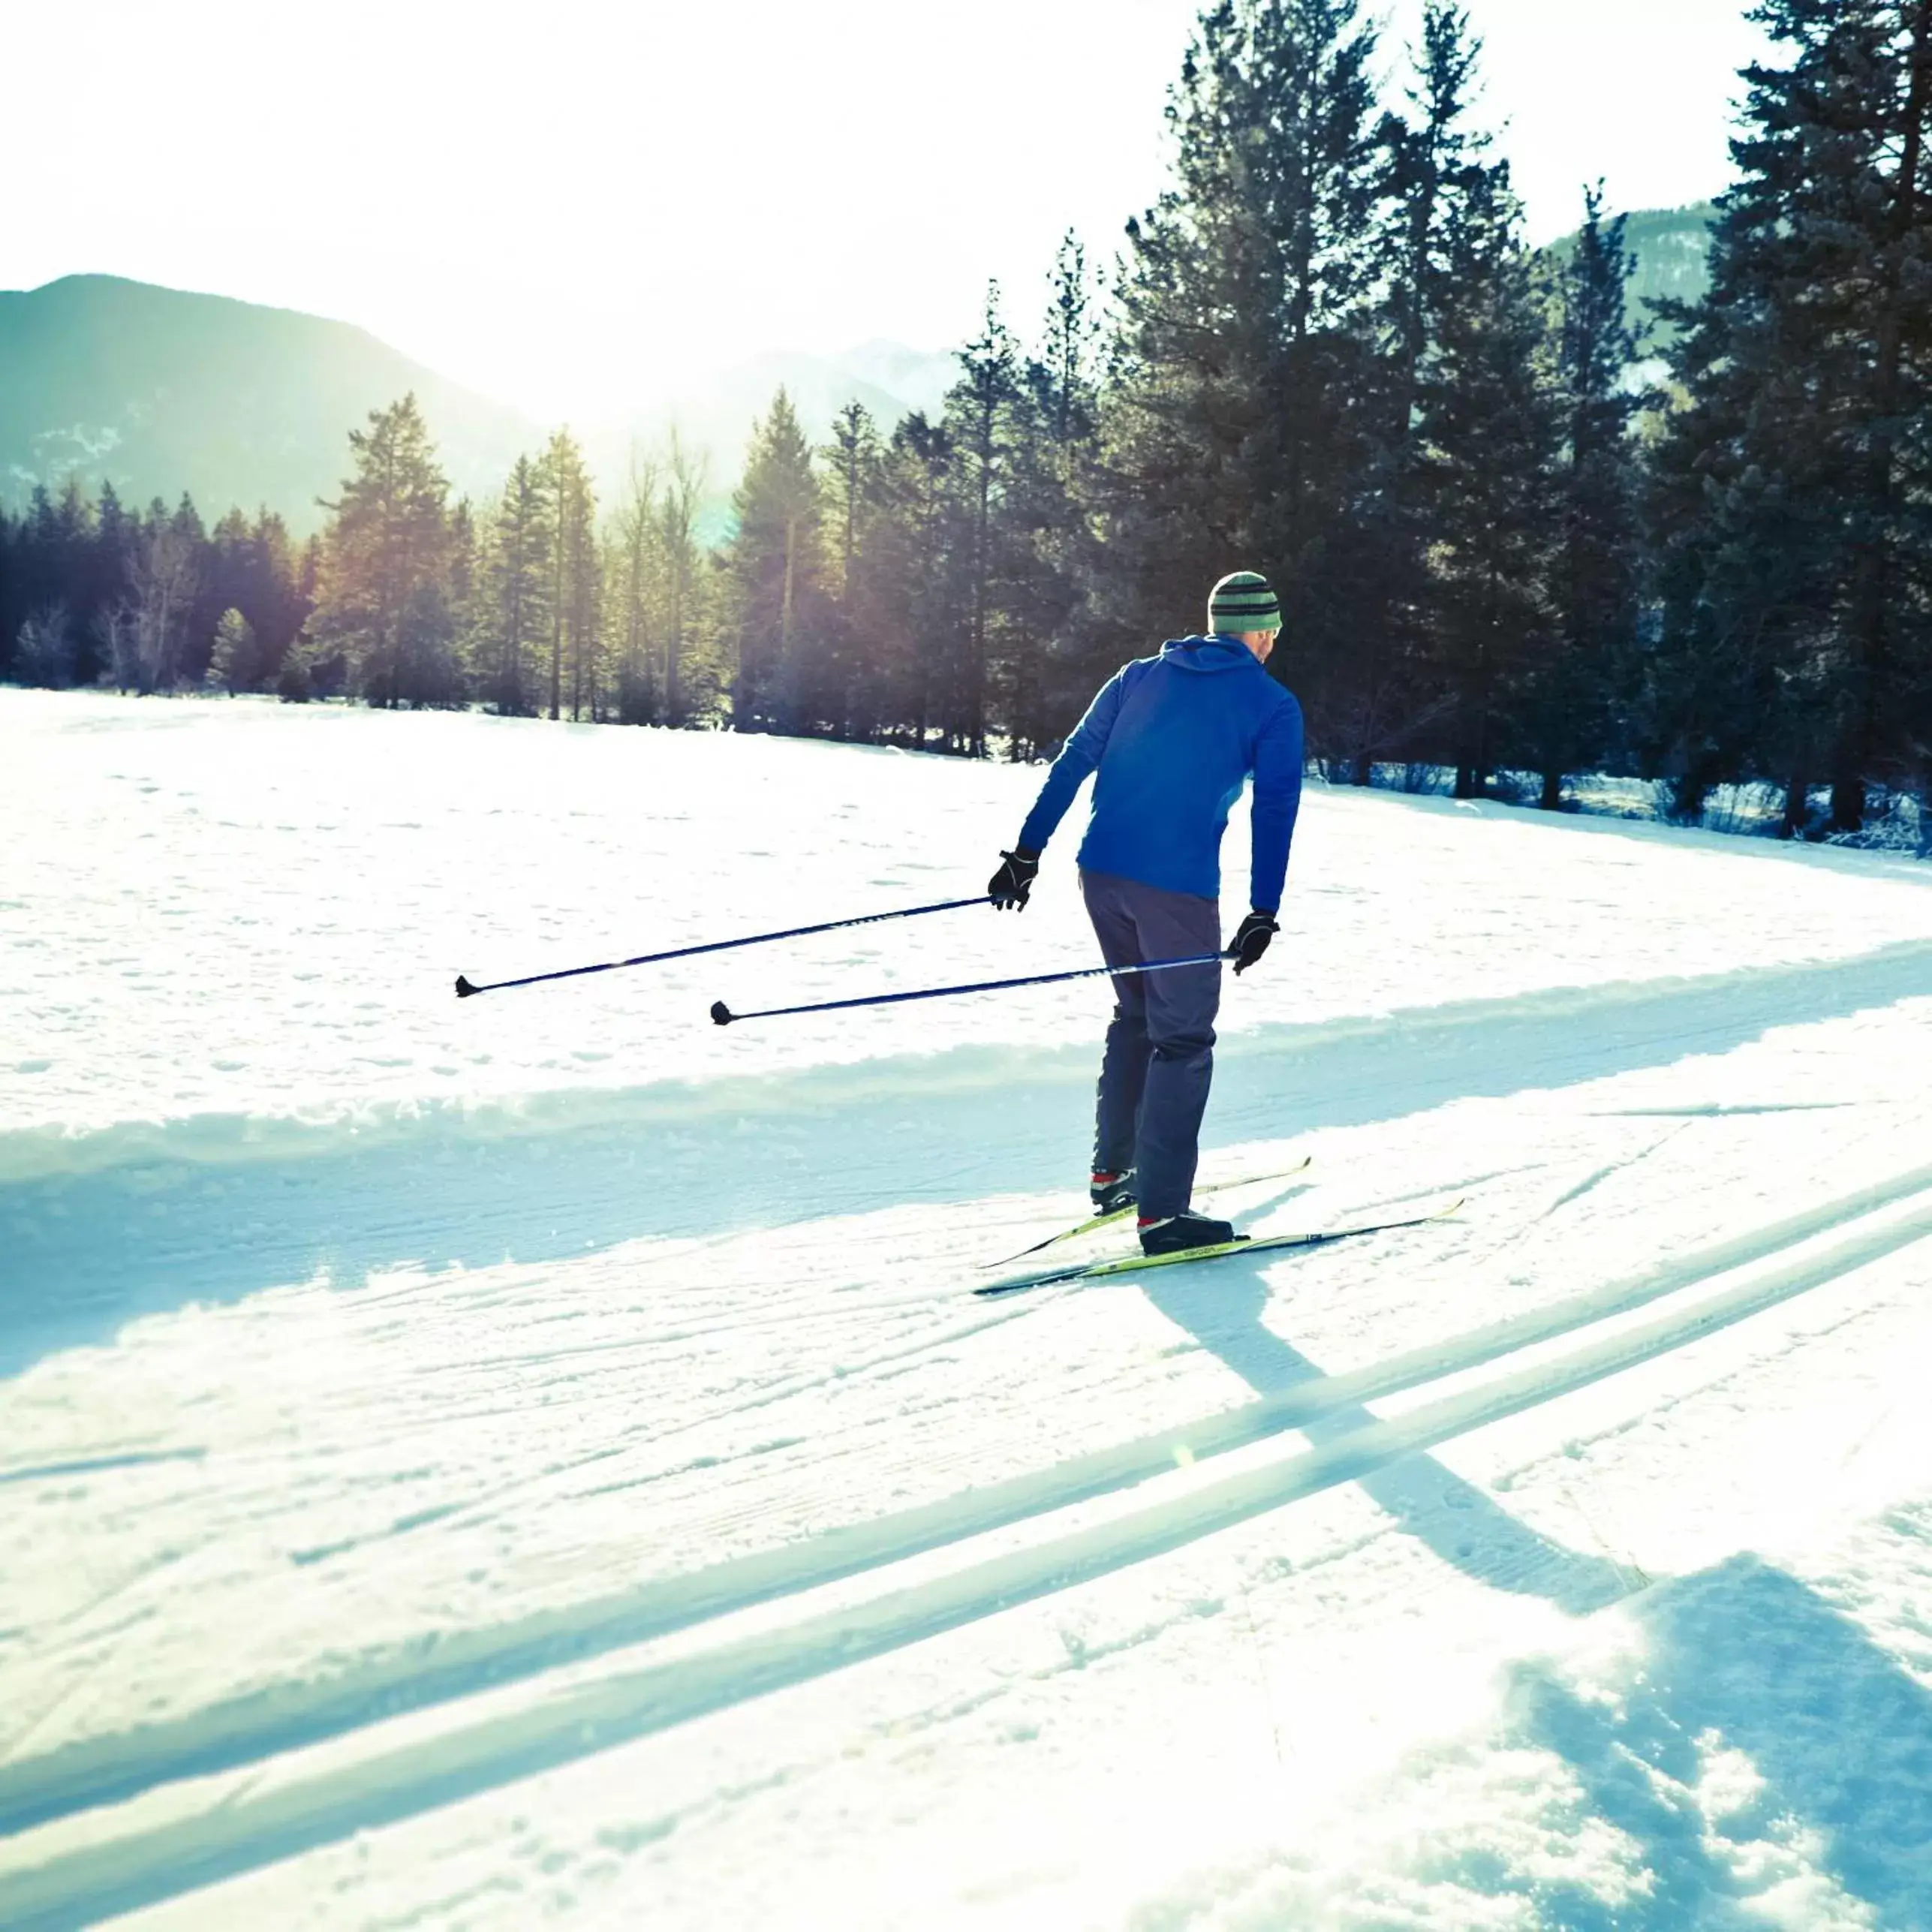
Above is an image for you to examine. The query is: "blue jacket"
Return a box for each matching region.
[1016,635,1305,910]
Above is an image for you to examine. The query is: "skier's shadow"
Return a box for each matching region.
[1140,1244,1630,1615]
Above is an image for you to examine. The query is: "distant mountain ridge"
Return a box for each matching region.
[0,275,956,532]
[1540,200,1717,337]
[0,276,542,529]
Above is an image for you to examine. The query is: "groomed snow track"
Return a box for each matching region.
[7,1162,1932,1930]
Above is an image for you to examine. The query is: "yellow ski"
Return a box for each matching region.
[975,1196,1465,1298]
[984,1156,1314,1268]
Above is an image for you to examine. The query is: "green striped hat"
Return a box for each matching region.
[1208,570,1281,636]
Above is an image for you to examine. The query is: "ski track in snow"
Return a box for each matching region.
[9,1166,1932,1930]
[6,691,1932,1928]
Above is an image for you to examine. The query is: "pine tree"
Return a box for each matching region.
[609,448,663,724]
[1002,235,1107,756]
[862,414,961,746]
[3,482,104,685]
[208,607,257,693]
[278,535,326,700]
[728,390,824,733]
[1525,184,1643,809]
[1037,232,1103,453]
[311,395,459,707]
[166,495,226,684]
[1242,0,1389,645]
[250,510,312,691]
[1101,5,1281,630]
[1384,8,1487,442]
[448,496,477,697]
[658,433,709,727]
[1649,0,1932,831]
[1324,0,1488,781]
[537,429,597,720]
[1411,163,1562,796]
[206,508,254,627]
[820,402,884,739]
[201,507,302,691]
[823,402,880,603]
[946,285,1021,754]
[89,482,137,678]
[480,456,553,715]
[127,497,200,692]
[50,480,104,683]
[1102,1,1387,688]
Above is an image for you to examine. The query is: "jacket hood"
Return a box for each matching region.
[1160,634,1260,674]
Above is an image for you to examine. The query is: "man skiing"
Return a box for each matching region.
[988,570,1305,1257]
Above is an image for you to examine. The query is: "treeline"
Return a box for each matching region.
[0,409,718,719]
[0,488,315,697]
[5,0,1928,838]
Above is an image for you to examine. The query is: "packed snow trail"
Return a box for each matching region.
[8,693,1932,1929]
[8,1169,1932,1930]
[11,1151,1932,1843]
[9,1130,1932,1843]
[11,937,1932,1370]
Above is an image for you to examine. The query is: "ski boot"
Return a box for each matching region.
[1090,1168,1137,1215]
[1138,1210,1238,1257]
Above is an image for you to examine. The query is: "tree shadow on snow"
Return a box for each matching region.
[1145,1260,1932,1925]
[1491,1554,1932,1929]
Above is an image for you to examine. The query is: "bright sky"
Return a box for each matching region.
[10,0,1771,420]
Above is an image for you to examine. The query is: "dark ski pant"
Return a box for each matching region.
[1079,868,1222,1221]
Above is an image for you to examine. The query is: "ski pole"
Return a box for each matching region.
[455,895,989,999]
[710,950,1226,1027]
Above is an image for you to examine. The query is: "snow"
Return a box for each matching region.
[5,686,1932,1929]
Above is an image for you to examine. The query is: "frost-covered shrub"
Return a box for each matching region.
[13,604,79,688]
[1697,784,1781,838]
[1822,790,1927,855]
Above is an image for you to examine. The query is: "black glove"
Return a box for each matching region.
[1227,909,1278,974]
[988,847,1040,910]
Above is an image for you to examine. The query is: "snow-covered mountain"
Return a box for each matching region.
[5,689,1932,1927]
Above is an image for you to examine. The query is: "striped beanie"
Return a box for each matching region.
[1208,570,1281,636]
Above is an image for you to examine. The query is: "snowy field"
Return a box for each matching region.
[6,686,1932,1930]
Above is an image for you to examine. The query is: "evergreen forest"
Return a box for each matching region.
[4,0,1928,842]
